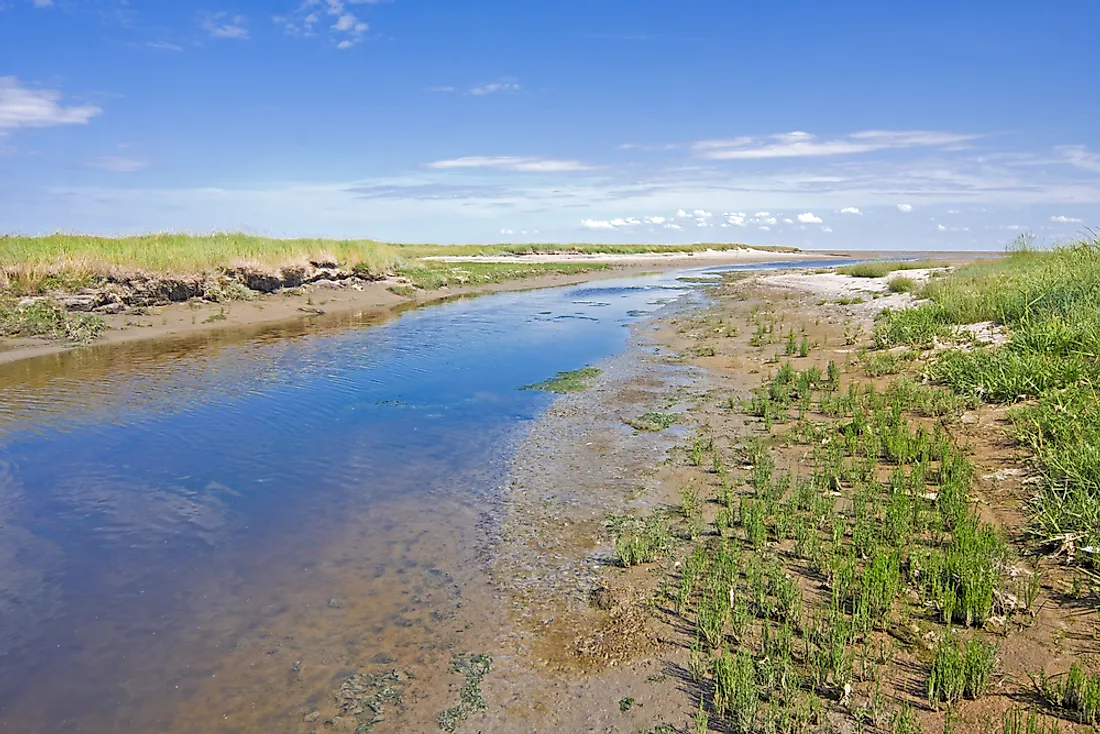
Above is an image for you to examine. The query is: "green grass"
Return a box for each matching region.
[837,259,949,278]
[0,233,405,292]
[887,275,917,293]
[927,636,997,705]
[874,240,1100,545]
[1033,662,1100,724]
[0,299,106,344]
[523,366,601,393]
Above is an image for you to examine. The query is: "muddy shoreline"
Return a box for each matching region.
[459,262,1095,733]
[0,251,837,367]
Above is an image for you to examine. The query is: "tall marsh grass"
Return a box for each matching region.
[0,233,406,291]
[875,239,1100,545]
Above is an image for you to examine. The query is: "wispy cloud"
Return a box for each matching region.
[470,79,521,96]
[0,76,101,136]
[1055,145,1100,175]
[141,41,184,51]
[896,203,913,212]
[426,85,456,93]
[694,130,979,161]
[425,156,592,173]
[202,12,249,40]
[618,142,680,151]
[32,0,53,7]
[87,155,150,172]
[1051,215,1082,223]
[839,207,861,215]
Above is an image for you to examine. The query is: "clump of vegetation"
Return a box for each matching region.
[838,259,947,278]
[0,299,106,344]
[927,636,997,705]
[626,412,681,432]
[1002,707,1065,734]
[437,653,492,733]
[523,366,601,393]
[887,275,916,293]
[1033,662,1100,724]
[612,513,675,567]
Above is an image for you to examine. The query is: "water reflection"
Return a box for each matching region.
[0,260,836,732]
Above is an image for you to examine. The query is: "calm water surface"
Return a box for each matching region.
[0,261,837,732]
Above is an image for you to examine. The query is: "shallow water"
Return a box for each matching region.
[0,260,837,732]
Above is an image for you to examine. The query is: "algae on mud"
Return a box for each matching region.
[523,366,602,393]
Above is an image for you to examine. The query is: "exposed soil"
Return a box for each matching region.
[459,266,1100,733]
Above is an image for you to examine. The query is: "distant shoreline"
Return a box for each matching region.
[0,248,842,367]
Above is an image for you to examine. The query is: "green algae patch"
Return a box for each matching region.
[523,367,601,393]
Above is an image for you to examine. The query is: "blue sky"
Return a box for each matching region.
[1,0,1098,249]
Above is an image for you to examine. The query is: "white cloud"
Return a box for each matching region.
[581,218,616,230]
[87,155,149,172]
[759,226,771,231]
[665,223,683,230]
[0,77,101,134]
[276,0,374,46]
[693,209,712,218]
[724,212,746,226]
[202,12,249,39]
[424,156,592,172]
[1051,215,1082,223]
[946,209,961,214]
[797,212,822,224]
[821,226,833,233]
[676,208,690,218]
[782,218,793,224]
[644,216,667,224]
[839,207,861,215]
[470,79,521,96]
[694,130,978,160]
[937,224,947,231]
[32,0,53,6]
[754,211,770,217]
[896,203,913,212]
[500,228,514,235]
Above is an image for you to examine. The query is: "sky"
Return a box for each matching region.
[0,0,1098,250]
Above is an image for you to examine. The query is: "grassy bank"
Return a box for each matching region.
[875,239,1100,546]
[0,233,405,291]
